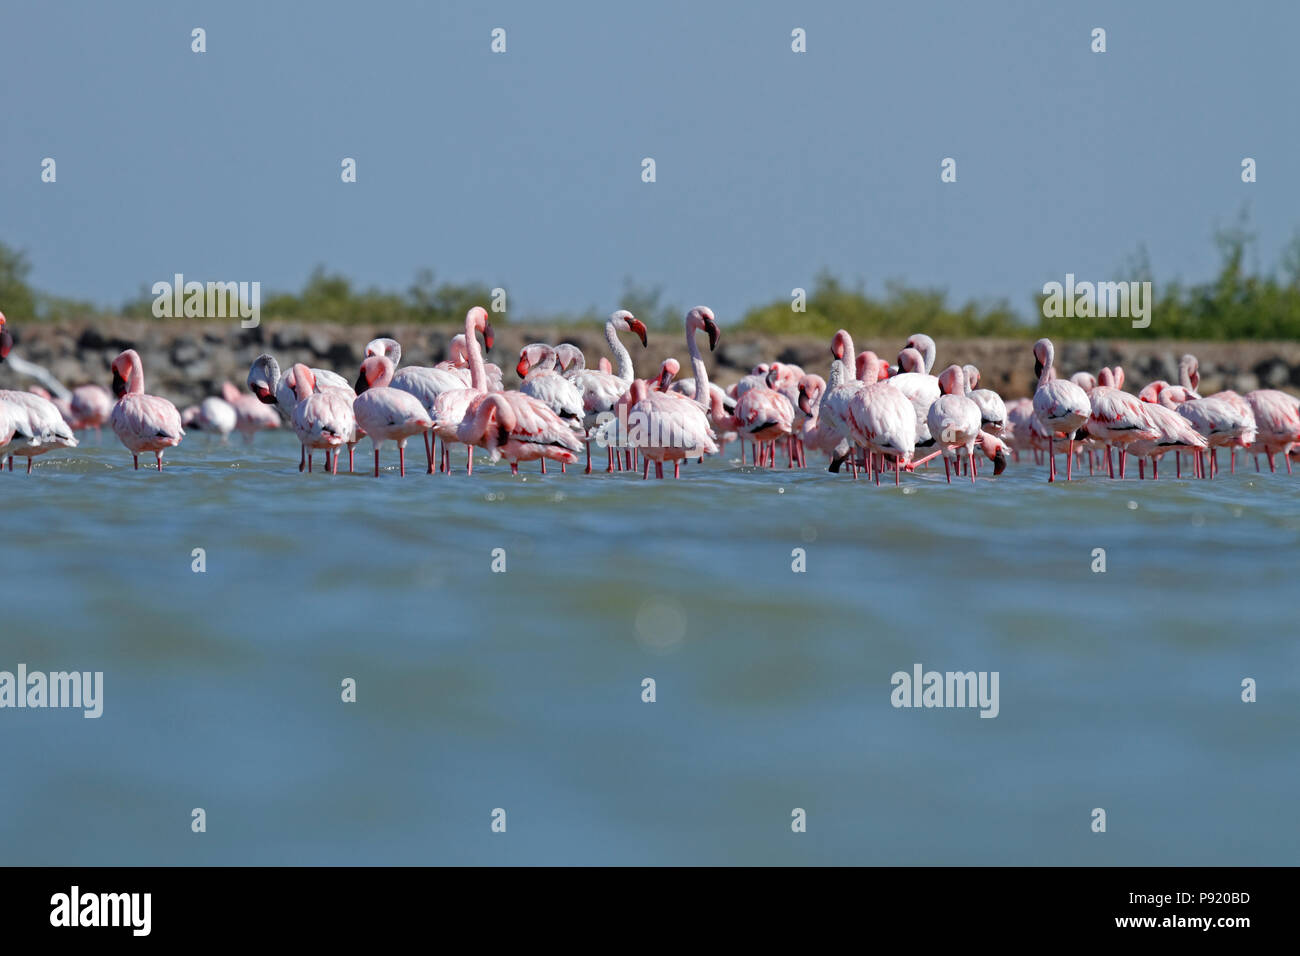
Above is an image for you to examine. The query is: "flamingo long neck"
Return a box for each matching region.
[386,341,402,367]
[606,321,634,382]
[127,354,145,394]
[840,332,857,380]
[465,314,487,393]
[1037,348,1055,389]
[687,326,709,410]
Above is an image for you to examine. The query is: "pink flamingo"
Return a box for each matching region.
[564,310,648,472]
[1031,338,1090,482]
[108,349,183,471]
[796,374,850,464]
[353,356,434,477]
[721,376,795,468]
[1085,367,1158,478]
[928,365,983,483]
[608,380,717,479]
[220,382,280,442]
[457,391,584,475]
[886,346,940,447]
[0,389,78,472]
[961,365,1007,434]
[517,343,585,473]
[285,364,358,474]
[70,384,114,431]
[431,307,495,474]
[1246,389,1300,472]
[1175,396,1256,478]
[843,353,917,485]
[1126,402,1207,479]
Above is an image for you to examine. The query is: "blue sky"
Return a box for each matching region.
[2,0,1296,322]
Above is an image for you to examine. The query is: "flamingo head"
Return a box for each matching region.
[1032,338,1054,379]
[963,364,980,390]
[355,355,395,394]
[1137,381,1166,404]
[468,307,495,351]
[1112,365,1126,389]
[797,374,825,415]
[1071,371,1097,393]
[904,333,936,373]
[657,357,680,391]
[764,363,782,389]
[447,334,469,366]
[553,343,584,373]
[612,310,648,347]
[1098,367,1117,388]
[364,337,400,362]
[247,354,281,404]
[686,307,718,351]
[1179,354,1200,391]
[110,349,141,397]
[937,365,965,396]
[516,344,549,379]
[831,329,853,363]
[978,433,1010,475]
[897,347,925,374]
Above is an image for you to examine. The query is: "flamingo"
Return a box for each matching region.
[961,364,1007,434]
[1176,396,1256,478]
[220,382,281,441]
[1126,401,1207,479]
[816,329,869,473]
[795,374,850,464]
[183,396,238,438]
[1085,367,1158,478]
[247,354,350,417]
[108,349,183,471]
[457,391,584,475]
[886,346,940,448]
[282,364,358,474]
[564,310,648,472]
[601,379,717,479]
[366,336,470,471]
[1246,389,1300,473]
[1031,338,1090,482]
[927,365,983,484]
[728,376,795,468]
[69,384,114,431]
[517,344,585,427]
[842,353,917,485]
[431,307,495,475]
[0,390,77,473]
[353,356,434,477]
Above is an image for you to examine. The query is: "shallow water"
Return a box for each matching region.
[2,432,1297,865]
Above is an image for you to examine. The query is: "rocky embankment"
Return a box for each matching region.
[3,318,1300,406]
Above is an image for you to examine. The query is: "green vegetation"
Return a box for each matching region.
[5,215,1300,339]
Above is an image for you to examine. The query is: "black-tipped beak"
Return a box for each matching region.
[354,373,369,395]
[0,331,11,362]
[628,318,648,347]
[483,322,495,351]
[705,319,719,352]
[798,388,812,416]
[1033,359,1044,379]
[993,449,1008,476]
[252,383,275,404]
[111,369,127,398]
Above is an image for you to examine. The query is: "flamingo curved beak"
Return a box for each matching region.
[111,368,128,397]
[992,447,1008,475]
[251,383,275,404]
[354,371,370,395]
[628,318,648,347]
[704,318,719,352]
[0,331,11,362]
[798,387,812,416]
[516,357,530,379]
[483,322,495,351]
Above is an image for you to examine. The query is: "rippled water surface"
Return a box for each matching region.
[3,432,1297,865]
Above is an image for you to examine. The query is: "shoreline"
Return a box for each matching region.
[3,318,1299,406]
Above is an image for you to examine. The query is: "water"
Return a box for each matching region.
[2,432,1297,865]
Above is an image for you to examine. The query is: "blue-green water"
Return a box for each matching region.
[2,432,1297,865]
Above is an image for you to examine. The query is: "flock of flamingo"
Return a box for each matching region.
[1,306,1298,483]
